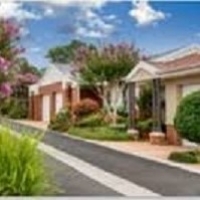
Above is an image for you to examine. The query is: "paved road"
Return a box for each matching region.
[4,120,200,196]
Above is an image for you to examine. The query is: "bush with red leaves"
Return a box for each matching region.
[73,98,100,118]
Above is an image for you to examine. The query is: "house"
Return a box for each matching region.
[126,44,200,145]
[28,63,101,122]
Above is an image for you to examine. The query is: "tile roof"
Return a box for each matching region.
[150,53,200,74]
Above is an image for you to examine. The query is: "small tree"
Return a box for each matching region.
[74,43,139,124]
[174,91,200,143]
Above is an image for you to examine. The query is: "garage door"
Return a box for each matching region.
[42,95,50,122]
[182,84,200,98]
[55,93,63,114]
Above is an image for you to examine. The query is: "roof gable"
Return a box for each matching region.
[126,61,159,82]
[38,65,64,86]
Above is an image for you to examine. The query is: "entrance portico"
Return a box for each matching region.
[126,61,165,145]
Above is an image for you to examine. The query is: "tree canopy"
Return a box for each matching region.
[74,43,139,85]
[47,40,92,63]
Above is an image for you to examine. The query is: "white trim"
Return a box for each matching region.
[151,44,200,62]
[126,61,159,83]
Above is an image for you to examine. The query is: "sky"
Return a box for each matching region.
[0,0,200,68]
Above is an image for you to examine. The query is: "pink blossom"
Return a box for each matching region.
[0,57,11,71]
[12,47,25,55]
[0,83,12,98]
[16,73,39,84]
[2,20,20,39]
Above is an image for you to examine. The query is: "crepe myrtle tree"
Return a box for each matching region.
[74,43,140,124]
[0,19,24,99]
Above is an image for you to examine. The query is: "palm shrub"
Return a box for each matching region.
[0,127,47,196]
[174,91,200,143]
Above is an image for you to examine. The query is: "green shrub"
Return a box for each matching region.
[137,118,153,134]
[8,101,27,119]
[48,108,71,132]
[0,98,27,119]
[73,98,100,118]
[0,127,47,195]
[117,105,128,118]
[168,150,200,164]
[75,113,105,127]
[117,115,128,126]
[174,91,200,143]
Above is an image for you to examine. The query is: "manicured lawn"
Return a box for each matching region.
[68,126,131,141]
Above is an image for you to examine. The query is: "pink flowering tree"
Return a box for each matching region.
[7,57,40,118]
[0,19,23,98]
[0,20,40,118]
[74,43,140,124]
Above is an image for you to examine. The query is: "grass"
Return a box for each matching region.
[68,126,131,141]
[0,126,48,196]
[168,150,200,164]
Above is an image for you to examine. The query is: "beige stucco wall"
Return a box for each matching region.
[164,74,200,125]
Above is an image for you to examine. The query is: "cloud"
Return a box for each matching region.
[43,6,55,16]
[105,14,117,20]
[19,26,30,37]
[0,2,41,21]
[129,0,166,26]
[75,9,115,38]
[29,47,41,53]
[41,0,112,8]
